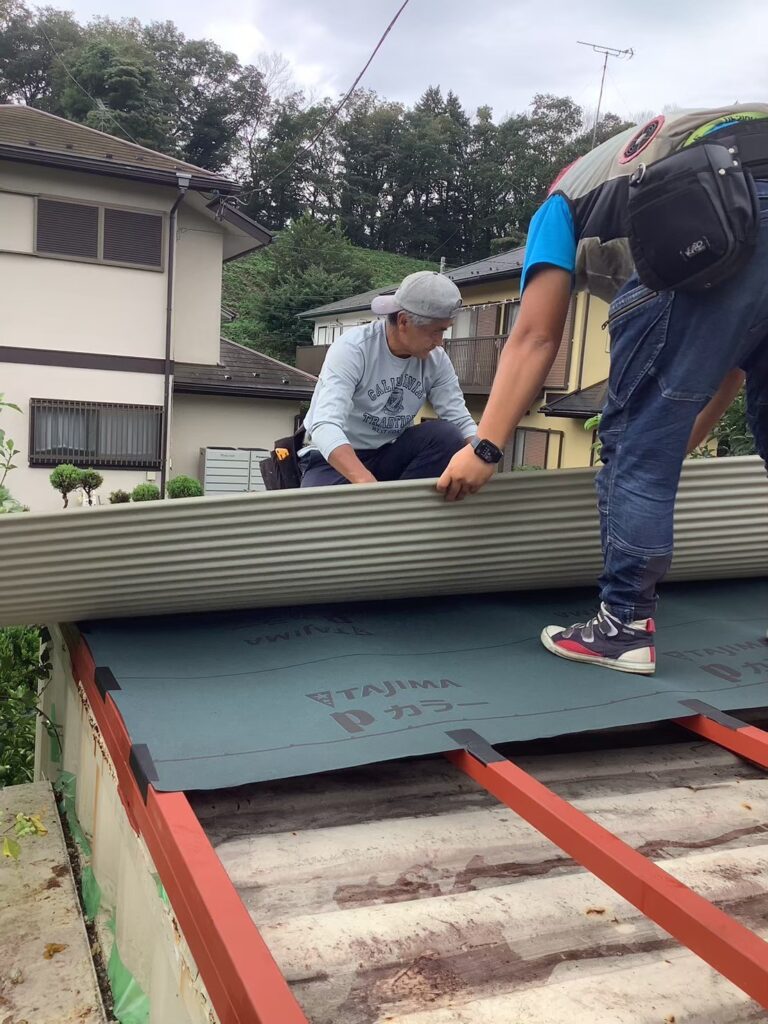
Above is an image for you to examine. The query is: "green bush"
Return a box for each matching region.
[49,463,83,508]
[79,467,103,506]
[108,489,131,504]
[131,482,161,502]
[166,475,204,499]
[0,484,27,514]
[0,627,52,787]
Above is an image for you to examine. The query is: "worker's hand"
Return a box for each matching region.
[437,445,496,502]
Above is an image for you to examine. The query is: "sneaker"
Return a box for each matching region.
[541,603,656,675]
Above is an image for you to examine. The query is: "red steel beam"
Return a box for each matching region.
[69,632,309,1024]
[675,700,768,770]
[446,730,768,1010]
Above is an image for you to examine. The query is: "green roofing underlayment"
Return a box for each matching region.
[79,579,768,792]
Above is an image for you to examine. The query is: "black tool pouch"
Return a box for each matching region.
[259,425,306,490]
[627,142,759,292]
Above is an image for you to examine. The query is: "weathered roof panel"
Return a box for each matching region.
[193,736,768,1022]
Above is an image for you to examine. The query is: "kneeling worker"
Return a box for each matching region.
[300,271,478,486]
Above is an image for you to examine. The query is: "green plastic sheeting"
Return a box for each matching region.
[108,938,150,1024]
[78,580,768,792]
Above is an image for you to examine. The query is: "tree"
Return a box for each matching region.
[0,1,82,108]
[79,467,103,506]
[49,464,82,508]
[233,215,374,364]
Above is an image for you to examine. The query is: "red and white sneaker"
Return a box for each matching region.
[541,603,656,675]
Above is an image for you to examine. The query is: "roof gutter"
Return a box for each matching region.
[160,174,191,496]
[0,144,238,194]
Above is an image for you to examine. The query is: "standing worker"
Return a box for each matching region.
[437,105,768,675]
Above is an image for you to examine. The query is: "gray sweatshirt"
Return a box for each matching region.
[302,320,477,460]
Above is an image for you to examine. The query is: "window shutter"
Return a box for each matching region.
[474,304,500,337]
[544,296,576,388]
[36,199,98,259]
[103,208,163,267]
[514,428,548,469]
[523,430,548,468]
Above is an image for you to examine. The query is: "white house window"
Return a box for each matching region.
[35,198,164,270]
[316,326,328,345]
[29,398,163,469]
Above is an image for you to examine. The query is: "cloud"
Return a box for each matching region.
[62,0,768,122]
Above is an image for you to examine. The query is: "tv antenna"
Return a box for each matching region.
[577,41,634,148]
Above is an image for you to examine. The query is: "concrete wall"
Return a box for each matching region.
[1,360,163,512]
[170,394,302,480]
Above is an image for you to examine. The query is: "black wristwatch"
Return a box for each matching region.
[470,436,503,464]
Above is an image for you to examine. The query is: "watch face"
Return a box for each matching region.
[475,439,502,464]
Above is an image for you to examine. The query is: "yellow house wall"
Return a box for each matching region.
[457,278,611,469]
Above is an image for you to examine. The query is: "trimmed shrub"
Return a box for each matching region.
[166,475,204,499]
[108,489,131,504]
[79,467,104,506]
[49,464,83,508]
[131,483,161,502]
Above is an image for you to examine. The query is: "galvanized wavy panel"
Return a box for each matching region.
[0,456,765,626]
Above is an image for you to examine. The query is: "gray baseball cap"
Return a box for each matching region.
[371,271,462,319]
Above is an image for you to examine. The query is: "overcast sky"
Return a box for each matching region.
[62,0,768,123]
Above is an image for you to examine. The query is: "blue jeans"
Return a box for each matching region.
[300,419,466,487]
[597,180,768,621]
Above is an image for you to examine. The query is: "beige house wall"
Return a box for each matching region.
[172,205,223,365]
[1,361,163,511]
[170,394,302,480]
[0,161,226,366]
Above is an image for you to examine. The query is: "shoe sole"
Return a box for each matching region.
[540,629,656,675]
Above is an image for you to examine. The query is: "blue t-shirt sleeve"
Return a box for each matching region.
[521,194,577,292]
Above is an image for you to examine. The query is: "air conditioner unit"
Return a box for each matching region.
[199,447,270,495]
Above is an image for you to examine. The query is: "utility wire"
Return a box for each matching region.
[38,21,141,145]
[237,0,412,204]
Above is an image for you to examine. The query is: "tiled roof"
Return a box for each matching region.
[447,245,526,285]
[0,104,237,191]
[541,379,609,419]
[174,338,317,400]
[297,285,395,319]
[297,246,528,320]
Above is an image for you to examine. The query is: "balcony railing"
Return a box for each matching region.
[296,335,507,393]
[442,335,507,393]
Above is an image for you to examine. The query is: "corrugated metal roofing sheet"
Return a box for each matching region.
[192,734,768,1023]
[0,456,765,627]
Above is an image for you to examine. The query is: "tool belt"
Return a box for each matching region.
[259,424,305,490]
[627,126,768,293]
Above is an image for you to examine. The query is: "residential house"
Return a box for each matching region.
[0,105,315,511]
[297,249,611,470]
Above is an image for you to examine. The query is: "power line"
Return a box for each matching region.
[237,0,412,204]
[37,21,140,145]
[427,224,463,261]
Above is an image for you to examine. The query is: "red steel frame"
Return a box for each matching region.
[68,634,309,1024]
[675,700,768,770]
[68,625,768,1018]
[446,710,768,1011]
